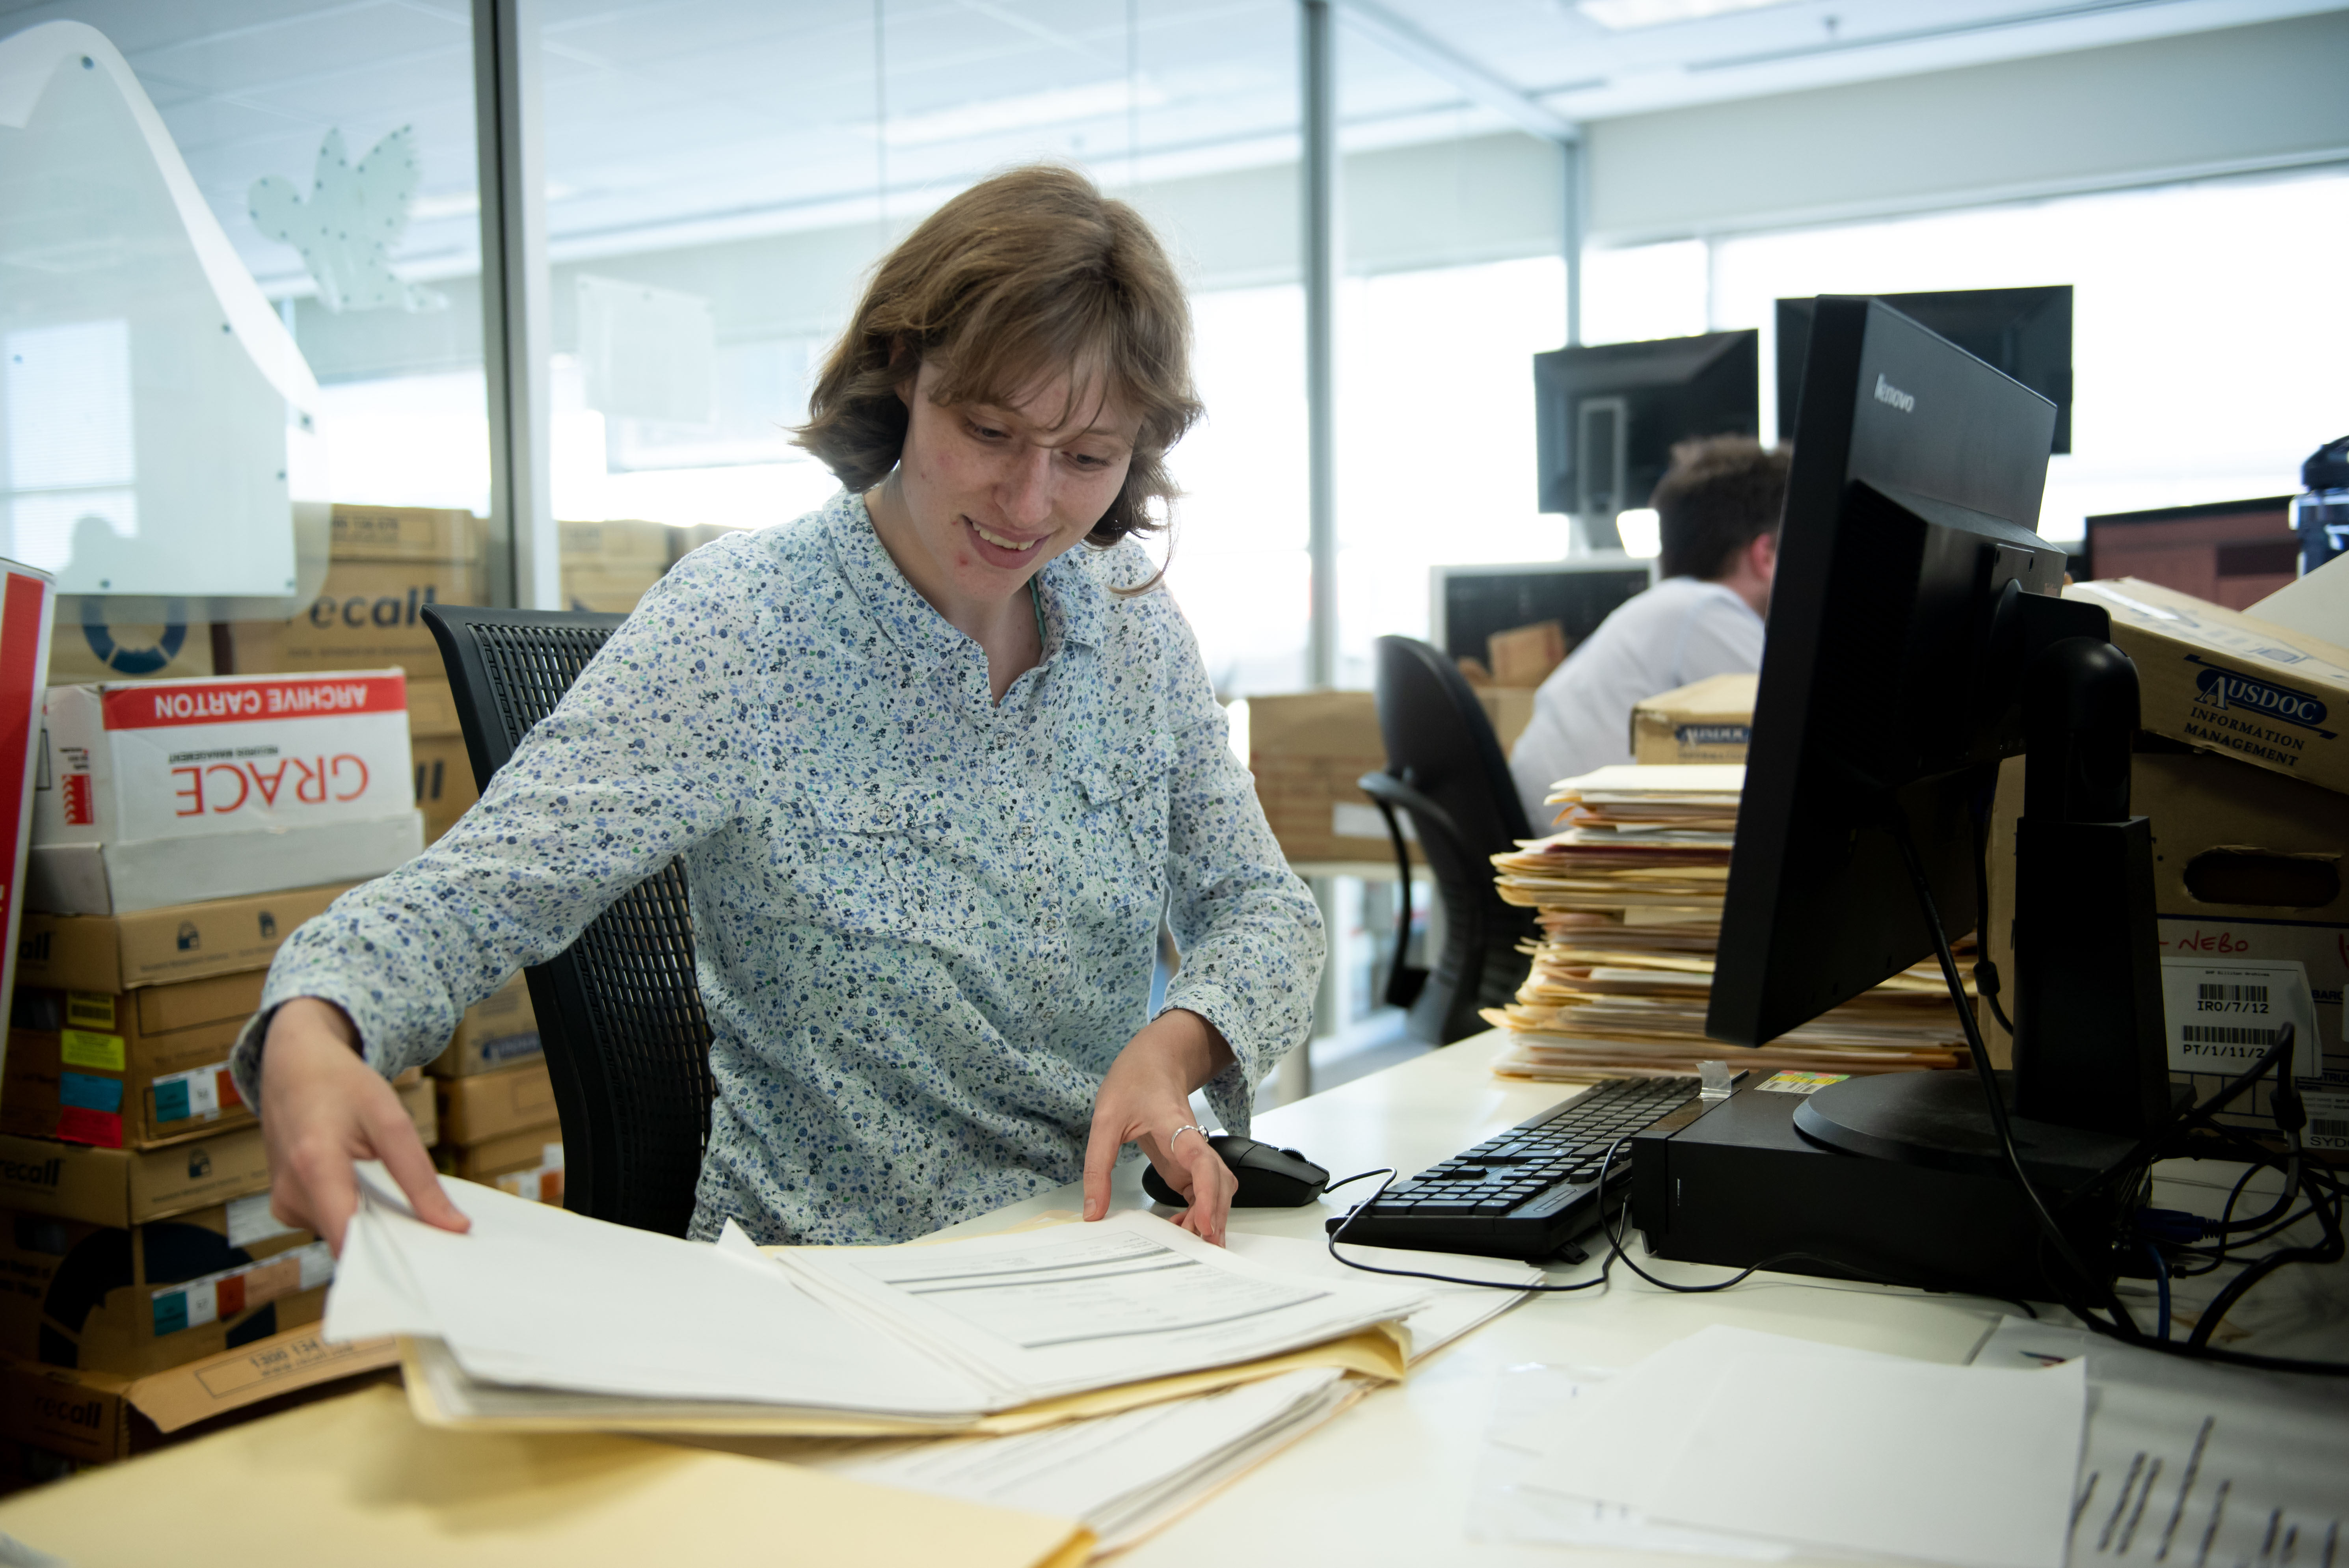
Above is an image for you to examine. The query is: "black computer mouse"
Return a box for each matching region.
[1141,1134,1331,1209]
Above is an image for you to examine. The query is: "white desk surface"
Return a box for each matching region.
[933,1032,2051,1567]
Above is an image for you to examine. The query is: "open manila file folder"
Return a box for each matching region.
[0,1382,1095,1568]
[327,1164,1422,1438]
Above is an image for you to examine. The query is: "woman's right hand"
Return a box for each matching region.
[259,997,471,1254]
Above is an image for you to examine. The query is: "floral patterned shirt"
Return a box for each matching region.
[230,493,1323,1244]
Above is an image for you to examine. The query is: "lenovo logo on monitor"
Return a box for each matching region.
[1872,374,1915,413]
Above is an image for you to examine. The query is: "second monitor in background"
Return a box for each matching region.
[1429,559,1657,679]
[1776,286,2072,454]
[1534,331,1759,550]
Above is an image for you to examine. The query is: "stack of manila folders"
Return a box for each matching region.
[1488,764,1975,1080]
[329,1164,1539,1557]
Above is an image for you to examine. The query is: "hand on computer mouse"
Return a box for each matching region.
[1082,1010,1239,1245]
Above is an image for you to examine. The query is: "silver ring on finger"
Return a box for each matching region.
[1169,1122,1210,1149]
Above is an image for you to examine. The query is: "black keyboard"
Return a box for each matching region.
[1325,1075,1702,1263]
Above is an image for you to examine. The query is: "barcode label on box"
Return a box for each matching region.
[2305,1094,2349,1154]
[151,1062,243,1125]
[225,1191,299,1249]
[2158,959,2319,1080]
[149,1241,332,1336]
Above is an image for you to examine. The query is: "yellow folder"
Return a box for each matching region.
[0,1384,1092,1568]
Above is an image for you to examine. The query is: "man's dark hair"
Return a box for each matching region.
[1653,435,1791,581]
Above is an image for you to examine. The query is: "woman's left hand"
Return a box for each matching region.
[1083,1009,1239,1245]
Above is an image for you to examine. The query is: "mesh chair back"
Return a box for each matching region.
[1370,635,1539,1043]
[423,605,714,1236]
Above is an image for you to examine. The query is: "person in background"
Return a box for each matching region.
[1508,435,1790,830]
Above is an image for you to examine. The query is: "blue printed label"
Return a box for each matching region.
[151,1079,191,1123]
[2189,660,2335,735]
[151,1291,188,1336]
[57,1073,123,1113]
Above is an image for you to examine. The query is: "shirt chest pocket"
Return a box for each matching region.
[785,786,955,937]
[1067,735,1174,919]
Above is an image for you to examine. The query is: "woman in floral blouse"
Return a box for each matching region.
[238,164,1324,1254]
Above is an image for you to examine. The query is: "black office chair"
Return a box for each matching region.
[423,605,715,1237]
[1359,635,1541,1045]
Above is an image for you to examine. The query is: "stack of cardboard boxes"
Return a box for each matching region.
[429,974,561,1207]
[1986,577,2349,1152]
[0,650,438,1481]
[0,891,433,1484]
[1245,688,1535,865]
[560,520,673,614]
[229,505,486,843]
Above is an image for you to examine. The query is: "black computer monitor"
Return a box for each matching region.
[1708,296,2170,1154]
[1428,560,1655,670]
[1776,286,2072,454]
[1533,331,1758,544]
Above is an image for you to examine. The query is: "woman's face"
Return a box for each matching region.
[886,357,1139,607]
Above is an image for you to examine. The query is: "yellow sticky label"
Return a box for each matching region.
[64,993,115,1030]
[1754,1071,1850,1096]
[60,1029,126,1072]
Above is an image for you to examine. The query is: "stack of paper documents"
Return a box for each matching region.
[1488,764,1973,1078]
[1477,1324,2087,1568]
[328,1166,1428,1436]
[715,1236,1541,1556]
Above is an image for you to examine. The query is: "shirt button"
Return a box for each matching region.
[1042,914,1063,933]
[872,804,896,828]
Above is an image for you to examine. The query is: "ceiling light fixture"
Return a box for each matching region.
[1577,0,1792,30]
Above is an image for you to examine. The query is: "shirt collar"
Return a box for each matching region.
[825,489,1107,660]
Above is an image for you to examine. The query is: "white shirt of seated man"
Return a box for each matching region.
[1508,528,1776,833]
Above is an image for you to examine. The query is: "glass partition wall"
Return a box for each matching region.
[530,0,1312,684]
[1,2,493,838]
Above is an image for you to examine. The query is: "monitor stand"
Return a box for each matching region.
[1791,628,2178,1184]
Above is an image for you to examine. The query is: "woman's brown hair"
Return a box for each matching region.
[795,164,1202,552]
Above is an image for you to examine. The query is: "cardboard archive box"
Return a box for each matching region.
[428,973,541,1077]
[4,971,262,1148]
[560,519,671,566]
[435,1056,557,1147]
[406,679,461,740]
[225,557,487,678]
[15,882,353,995]
[413,733,478,842]
[46,602,211,684]
[1985,748,2349,1150]
[2068,577,2349,796]
[326,505,477,562]
[1632,673,1757,766]
[439,1125,564,1205]
[0,1325,400,1473]
[560,519,671,615]
[28,673,424,915]
[0,1078,431,1228]
[0,1197,332,1378]
[1246,689,1536,865]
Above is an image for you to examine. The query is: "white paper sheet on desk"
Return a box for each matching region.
[1475,1363,1794,1561]
[801,1365,1355,1553]
[1973,1317,2349,1568]
[1478,1324,2084,1568]
[1224,1232,1542,1362]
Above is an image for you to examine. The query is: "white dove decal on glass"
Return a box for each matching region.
[248,126,447,313]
